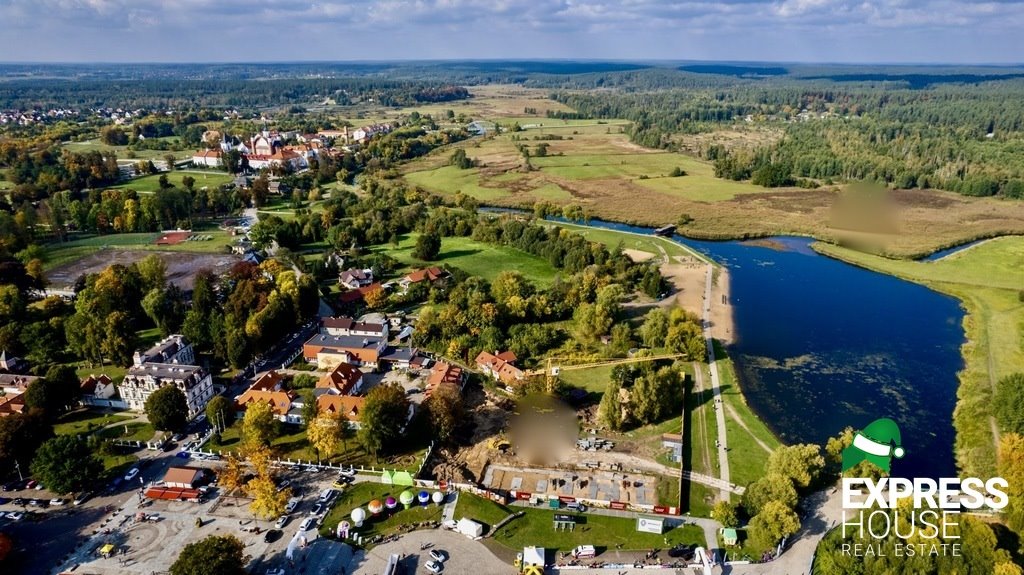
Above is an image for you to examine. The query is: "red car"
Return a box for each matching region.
[25,480,38,490]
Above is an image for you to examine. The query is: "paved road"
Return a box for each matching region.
[703,263,732,501]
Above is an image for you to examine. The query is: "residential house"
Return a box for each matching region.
[351,123,393,143]
[133,334,195,367]
[426,362,465,396]
[250,370,287,392]
[316,363,364,395]
[379,346,420,370]
[338,268,374,290]
[302,333,387,370]
[235,387,301,424]
[0,373,40,395]
[399,267,448,294]
[338,282,384,306]
[475,350,525,386]
[121,363,214,418]
[0,350,28,374]
[0,392,26,417]
[315,394,365,429]
[191,150,223,168]
[80,374,118,406]
[320,316,389,339]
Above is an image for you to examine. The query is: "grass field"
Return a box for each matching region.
[42,224,234,270]
[453,492,516,531]
[318,482,445,543]
[713,341,780,488]
[374,233,560,286]
[53,409,132,437]
[110,170,232,193]
[99,421,155,443]
[399,93,1024,257]
[544,220,703,262]
[62,139,182,161]
[490,501,705,553]
[814,237,1024,477]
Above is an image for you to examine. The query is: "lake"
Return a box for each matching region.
[495,211,966,478]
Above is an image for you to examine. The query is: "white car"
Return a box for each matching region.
[275,515,289,529]
[266,569,286,575]
[5,511,25,521]
[429,549,447,563]
[298,517,316,532]
[285,497,300,513]
[425,560,444,574]
[49,498,66,506]
[124,468,140,482]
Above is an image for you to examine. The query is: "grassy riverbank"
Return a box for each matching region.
[813,237,1024,477]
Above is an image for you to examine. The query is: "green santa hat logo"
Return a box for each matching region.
[842,417,906,473]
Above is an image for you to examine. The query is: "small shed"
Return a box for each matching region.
[722,528,739,546]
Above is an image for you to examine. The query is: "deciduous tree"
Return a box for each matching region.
[241,399,279,451]
[145,385,188,432]
[749,500,800,550]
[358,383,409,458]
[424,383,463,442]
[765,444,825,490]
[169,535,246,575]
[246,474,289,520]
[30,435,102,495]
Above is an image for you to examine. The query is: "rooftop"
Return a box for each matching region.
[126,362,203,380]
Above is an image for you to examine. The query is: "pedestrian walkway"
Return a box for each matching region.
[703,263,732,501]
[441,491,459,523]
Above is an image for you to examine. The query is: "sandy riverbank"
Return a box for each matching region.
[658,257,735,344]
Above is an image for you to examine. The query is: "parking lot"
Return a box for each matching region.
[348,528,515,575]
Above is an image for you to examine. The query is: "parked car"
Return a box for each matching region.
[25,480,37,489]
[5,511,25,521]
[303,465,319,473]
[28,499,46,507]
[566,502,587,513]
[124,468,140,482]
[425,560,444,574]
[73,491,94,506]
[49,498,66,506]
[298,517,316,532]
[317,488,335,503]
[266,568,286,575]
[172,433,186,442]
[429,549,447,563]
[33,483,44,491]
[263,529,282,544]
[276,479,292,492]
[285,497,300,513]
[2,480,23,491]
[275,515,290,529]
[309,503,323,516]
[12,498,25,506]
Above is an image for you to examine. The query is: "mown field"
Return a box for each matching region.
[110,170,232,193]
[814,236,1024,477]
[42,224,235,271]
[62,139,182,161]
[372,233,560,286]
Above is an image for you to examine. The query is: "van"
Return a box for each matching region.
[571,545,596,559]
[318,488,335,504]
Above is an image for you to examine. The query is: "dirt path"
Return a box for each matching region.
[692,362,714,475]
[723,402,774,455]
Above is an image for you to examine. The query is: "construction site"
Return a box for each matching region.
[430,356,691,510]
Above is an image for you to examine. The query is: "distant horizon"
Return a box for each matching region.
[2,0,1023,64]
[1,58,1023,68]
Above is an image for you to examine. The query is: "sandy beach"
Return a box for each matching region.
[657,256,736,344]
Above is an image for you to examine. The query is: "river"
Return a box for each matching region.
[487,210,965,478]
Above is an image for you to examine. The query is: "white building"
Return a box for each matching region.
[191,150,223,168]
[120,363,214,418]
[134,334,194,367]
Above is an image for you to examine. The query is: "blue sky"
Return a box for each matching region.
[2,0,1023,63]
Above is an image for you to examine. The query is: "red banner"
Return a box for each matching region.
[609,501,627,510]
[515,491,533,500]
[558,495,576,503]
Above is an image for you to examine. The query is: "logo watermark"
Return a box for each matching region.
[839,418,1007,558]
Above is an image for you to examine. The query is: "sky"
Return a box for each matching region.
[1,0,1023,64]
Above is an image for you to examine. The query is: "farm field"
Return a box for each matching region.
[372,233,560,286]
[814,236,1024,477]
[401,102,1024,257]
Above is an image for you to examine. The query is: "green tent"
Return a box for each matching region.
[381,470,395,484]
[392,471,415,486]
